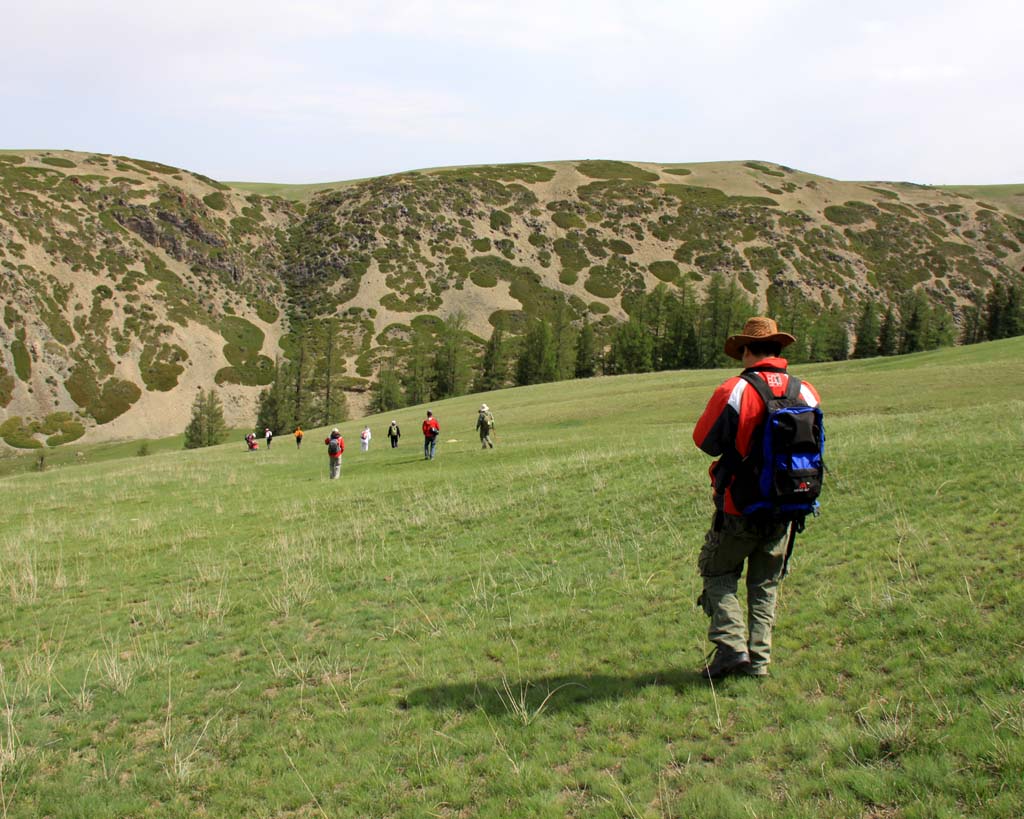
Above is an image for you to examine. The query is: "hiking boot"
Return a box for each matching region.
[742,663,769,678]
[701,646,751,680]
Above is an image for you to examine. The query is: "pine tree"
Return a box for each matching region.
[371,364,403,413]
[961,304,984,345]
[516,320,556,385]
[985,281,1006,340]
[574,323,598,378]
[479,325,508,391]
[255,362,293,434]
[609,317,653,373]
[433,312,473,399]
[551,303,578,381]
[184,388,228,449]
[878,305,899,356]
[1003,282,1024,338]
[403,327,435,405]
[852,301,880,359]
[899,294,927,354]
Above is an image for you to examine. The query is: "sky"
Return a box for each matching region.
[4,0,1022,185]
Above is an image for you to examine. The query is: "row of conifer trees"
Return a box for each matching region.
[184,275,1024,444]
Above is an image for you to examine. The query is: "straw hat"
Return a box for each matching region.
[723,317,796,360]
[480,404,489,412]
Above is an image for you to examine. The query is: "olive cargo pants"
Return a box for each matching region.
[697,512,789,669]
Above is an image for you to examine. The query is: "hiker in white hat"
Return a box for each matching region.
[476,404,495,449]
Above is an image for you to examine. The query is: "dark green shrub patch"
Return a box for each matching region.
[662,167,692,176]
[89,378,142,424]
[744,245,787,275]
[863,185,900,200]
[488,309,528,334]
[584,265,620,298]
[608,239,633,255]
[218,316,274,385]
[140,342,188,391]
[45,414,85,446]
[825,201,878,225]
[255,300,280,324]
[40,156,76,168]
[128,158,179,175]
[553,237,588,280]
[744,161,785,177]
[433,163,554,184]
[552,211,585,229]
[65,362,100,409]
[469,255,512,288]
[203,192,228,211]
[472,238,492,252]
[648,260,680,282]
[0,364,14,406]
[0,416,42,448]
[191,171,230,190]
[220,316,264,357]
[490,209,511,230]
[11,338,31,381]
[576,160,659,182]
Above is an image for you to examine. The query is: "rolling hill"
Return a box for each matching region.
[2,150,1022,450]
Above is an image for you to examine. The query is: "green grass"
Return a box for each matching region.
[937,183,1024,217]
[2,339,1022,817]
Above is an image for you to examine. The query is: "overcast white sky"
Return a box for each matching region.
[4,0,1022,185]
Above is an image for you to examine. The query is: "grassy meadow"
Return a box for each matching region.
[1,339,1023,818]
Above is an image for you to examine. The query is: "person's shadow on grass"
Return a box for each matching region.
[402,669,709,714]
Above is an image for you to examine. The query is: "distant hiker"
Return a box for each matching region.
[361,426,372,452]
[422,410,440,460]
[325,428,345,479]
[264,427,273,449]
[245,432,258,451]
[692,317,823,680]
[387,420,401,448]
[294,427,304,449]
[476,403,495,449]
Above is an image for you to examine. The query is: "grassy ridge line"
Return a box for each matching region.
[937,183,1024,217]
[1,339,1023,818]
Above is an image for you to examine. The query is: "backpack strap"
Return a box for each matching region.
[781,517,804,579]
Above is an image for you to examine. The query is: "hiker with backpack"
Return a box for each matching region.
[324,428,345,479]
[476,404,495,449]
[294,426,304,449]
[422,410,440,460]
[387,420,401,448]
[360,426,372,452]
[692,317,824,680]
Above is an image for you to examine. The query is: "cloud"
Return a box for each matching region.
[4,0,1024,183]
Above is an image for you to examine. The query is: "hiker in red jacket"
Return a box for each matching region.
[692,317,822,680]
[324,428,345,479]
[422,410,440,460]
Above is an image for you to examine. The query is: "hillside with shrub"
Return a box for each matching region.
[2,151,1023,449]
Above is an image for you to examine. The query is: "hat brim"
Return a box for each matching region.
[724,332,796,360]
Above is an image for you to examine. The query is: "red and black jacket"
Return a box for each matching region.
[693,358,820,515]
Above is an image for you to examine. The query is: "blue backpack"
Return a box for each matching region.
[737,373,825,522]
